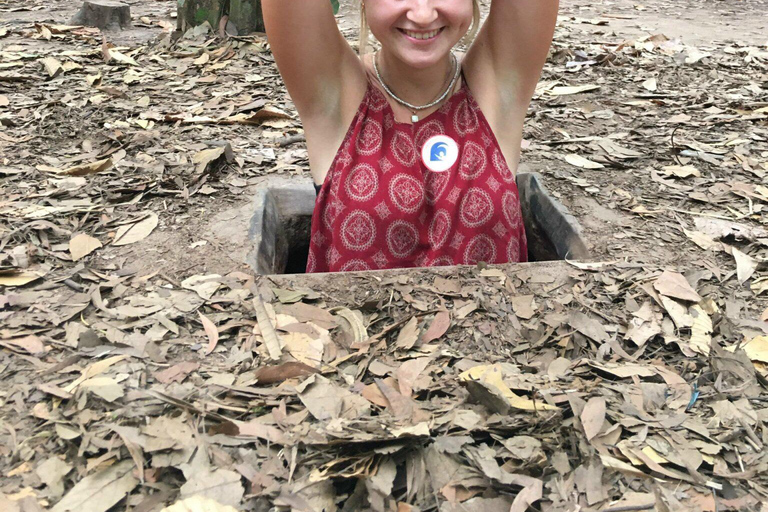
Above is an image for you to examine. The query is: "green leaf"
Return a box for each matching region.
[331,0,340,15]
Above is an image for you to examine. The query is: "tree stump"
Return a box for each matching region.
[176,0,264,35]
[229,0,265,34]
[70,0,132,31]
[177,0,226,33]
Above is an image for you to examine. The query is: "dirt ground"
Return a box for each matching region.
[2,0,768,511]
[3,0,765,277]
[340,0,768,46]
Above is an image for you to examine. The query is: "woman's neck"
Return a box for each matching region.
[375,50,455,106]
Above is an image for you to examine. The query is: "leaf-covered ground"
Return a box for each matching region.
[1,0,768,511]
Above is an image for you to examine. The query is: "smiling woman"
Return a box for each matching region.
[261,0,559,273]
[357,0,481,56]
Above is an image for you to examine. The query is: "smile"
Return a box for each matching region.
[398,27,444,41]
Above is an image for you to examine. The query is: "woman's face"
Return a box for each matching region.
[365,0,473,68]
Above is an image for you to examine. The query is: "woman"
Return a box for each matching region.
[262,0,559,273]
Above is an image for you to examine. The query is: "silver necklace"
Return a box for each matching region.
[373,50,461,123]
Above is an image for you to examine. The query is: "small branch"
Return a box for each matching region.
[604,504,655,512]
[276,133,306,147]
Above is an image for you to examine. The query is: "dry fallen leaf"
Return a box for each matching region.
[0,269,45,287]
[661,165,700,178]
[86,73,102,86]
[588,361,657,379]
[64,355,128,393]
[683,229,719,251]
[511,295,536,320]
[653,270,702,302]
[565,153,605,169]
[689,305,713,356]
[193,145,234,174]
[460,364,558,412]
[581,397,607,440]
[179,469,244,508]
[642,77,658,91]
[0,335,45,354]
[283,332,324,368]
[335,308,368,347]
[396,357,431,397]
[154,362,200,384]
[123,69,142,84]
[80,377,124,402]
[113,212,159,246]
[295,375,345,420]
[569,311,609,342]
[659,296,693,330]
[234,420,285,444]
[194,52,210,66]
[69,233,102,261]
[53,158,113,177]
[732,247,757,285]
[241,105,291,121]
[420,311,450,343]
[599,454,648,478]
[198,312,219,355]
[395,316,420,350]
[40,57,63,78]
[254,362,318,385]
[181,274,222,300]
[510,476,544,512]
[741,336,768,363]
[550,84,600,95]
[36,457,72,498]
[105,47,139,66]
[253,294,282,360]
[50,460,139,512]
[162,495,239,512]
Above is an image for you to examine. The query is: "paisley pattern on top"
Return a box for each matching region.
[307,71,528,273]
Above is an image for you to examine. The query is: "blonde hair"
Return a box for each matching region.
[359,0,482,56]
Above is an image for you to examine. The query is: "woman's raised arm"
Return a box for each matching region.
[262,1,363,119]
[469,0,560,106]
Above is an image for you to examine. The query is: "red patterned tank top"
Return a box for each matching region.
[307,71,528,273]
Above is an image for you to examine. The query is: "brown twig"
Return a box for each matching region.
[737,416,763,450]
[604,503,655,512]
[158,272,181,288]
[671,125,683,166]
[718,427,746,444]
[63,279,84,292]
[276,133,306,147]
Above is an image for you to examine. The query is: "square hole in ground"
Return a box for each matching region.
[248,174,590,275]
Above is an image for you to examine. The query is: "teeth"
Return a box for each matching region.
[404,29,440,40]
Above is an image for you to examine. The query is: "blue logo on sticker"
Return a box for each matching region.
[430,142,448,162]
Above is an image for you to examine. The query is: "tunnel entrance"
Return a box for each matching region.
[247,173,590,275]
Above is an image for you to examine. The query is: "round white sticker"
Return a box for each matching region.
[421,135,459,173]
